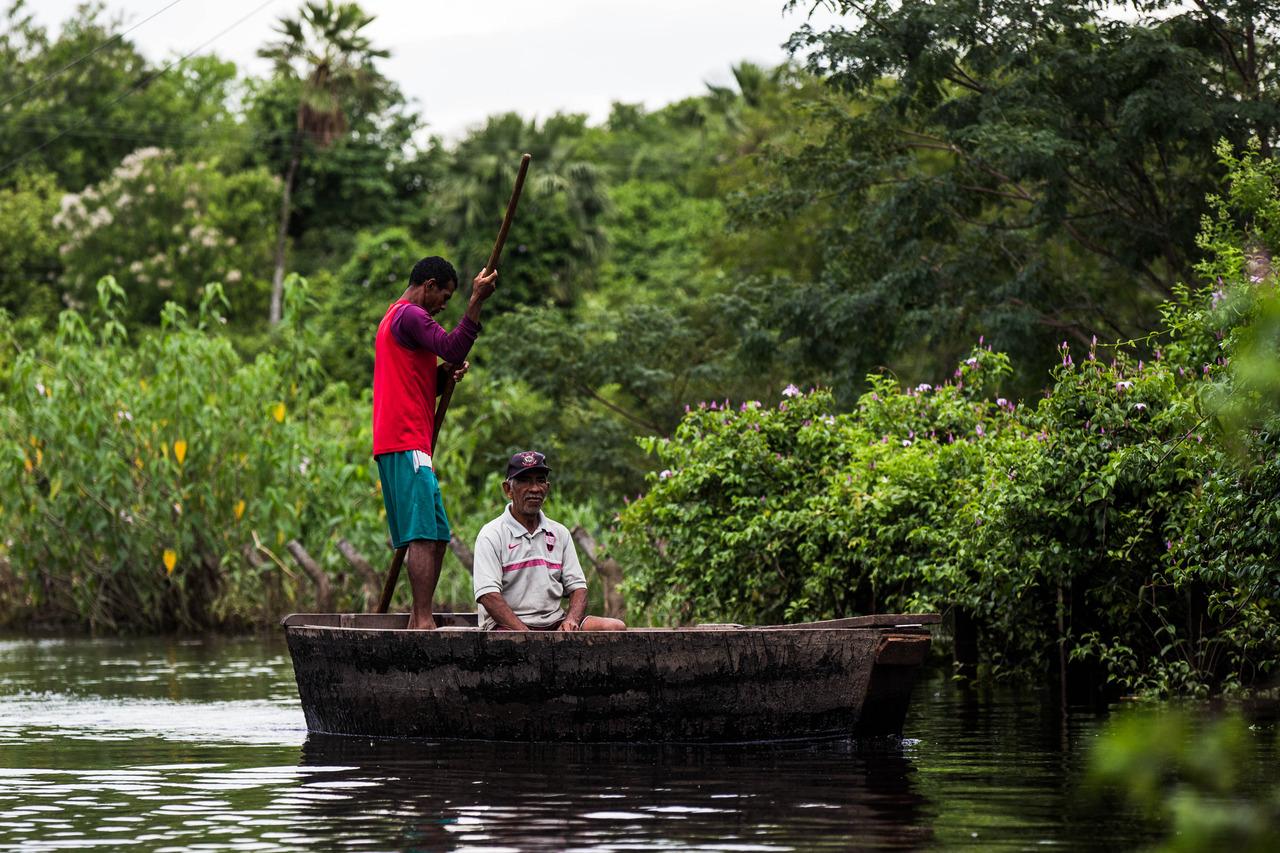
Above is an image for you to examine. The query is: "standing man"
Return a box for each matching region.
[373,256,498,629]
[473,450,627,632]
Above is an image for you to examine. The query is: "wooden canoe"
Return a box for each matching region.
[281,612,938,743]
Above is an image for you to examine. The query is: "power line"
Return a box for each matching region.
[0,0,188,112]
[0,0,281,179]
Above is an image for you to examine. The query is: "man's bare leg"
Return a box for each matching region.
[581,616,626,631]
[405,539,447,629]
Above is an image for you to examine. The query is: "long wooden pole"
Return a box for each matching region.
[376,153,532,615]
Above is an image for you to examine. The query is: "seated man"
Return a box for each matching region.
[473,451,626,632]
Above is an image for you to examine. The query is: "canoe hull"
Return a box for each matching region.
[284,615,933,743]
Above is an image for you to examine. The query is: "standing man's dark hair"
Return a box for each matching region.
[372,256,498,630]
[409,256,458,289]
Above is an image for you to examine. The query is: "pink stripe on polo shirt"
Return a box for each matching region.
[502,558,562,573]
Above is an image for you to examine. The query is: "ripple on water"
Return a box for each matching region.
[0,636,1223,852]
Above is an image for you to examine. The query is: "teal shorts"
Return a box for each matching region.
[376,451,451,548]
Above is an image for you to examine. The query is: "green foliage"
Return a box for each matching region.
[620,139,1280,694]
[0,2,242,190]
[52,149,278,327]
[0,170,61,319]
[0,277,389,631]
[1089,709,1280,852]
[750,0,1280,394]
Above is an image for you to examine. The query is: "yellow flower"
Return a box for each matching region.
[272,402,286,423]
[35,448,42,467]
[163,549,177,575]
[134,457,143,469]
[234,499,245,521]
[28,436,37,447]
[23,456,32,474]
[173,439,187,465]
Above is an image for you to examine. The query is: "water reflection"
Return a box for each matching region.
[294,736,931,851]
[0,635,1188,851]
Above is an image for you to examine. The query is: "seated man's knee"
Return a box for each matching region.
[583,616,626,631]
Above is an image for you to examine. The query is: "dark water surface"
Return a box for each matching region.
[0,634,1158,851]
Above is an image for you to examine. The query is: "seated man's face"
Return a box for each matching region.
[504,471,549,516]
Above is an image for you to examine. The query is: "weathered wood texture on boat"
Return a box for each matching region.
[284,615,932,743]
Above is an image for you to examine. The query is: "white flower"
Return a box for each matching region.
[782,383,802,398]
[299,456,311,476]
[34,381,46,396]
[225,269,242,283]
[658,469,673,480]
[916,383,932,393]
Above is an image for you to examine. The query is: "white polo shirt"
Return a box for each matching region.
[472,505,588,629]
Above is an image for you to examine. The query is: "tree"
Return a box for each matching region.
[0,2,241,191]
[257,0,389,325]
[0,170,60,319]
[758,0,1280,393]
[436,113,608,308]
[52,148,278,326]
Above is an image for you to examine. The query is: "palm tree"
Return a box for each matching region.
[258,1,388,324]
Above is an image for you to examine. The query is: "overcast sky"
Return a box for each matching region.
[28,0,845,139]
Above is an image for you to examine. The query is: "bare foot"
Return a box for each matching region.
[406,613,437,630]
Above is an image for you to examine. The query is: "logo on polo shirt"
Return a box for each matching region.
[545,531,556,552]
[508,542,518,550]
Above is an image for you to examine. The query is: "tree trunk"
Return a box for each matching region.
[269,128,303,325]
[570,525,625,619]
[448,533,474,574]
[336,539,381,611]
[287,539,331,612]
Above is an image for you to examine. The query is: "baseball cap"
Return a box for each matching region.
[505,450,551,480]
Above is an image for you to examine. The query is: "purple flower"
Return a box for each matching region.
[658,469,673,480]
[975,423,985,437]
[902,439,912,447]
[916,383,932,393]
[996,397,1008,408]
[779,402,788,412]
[1116,381,1133,392]
[782,384,802,398]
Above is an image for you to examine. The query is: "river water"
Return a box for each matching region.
[0,633,1166,851]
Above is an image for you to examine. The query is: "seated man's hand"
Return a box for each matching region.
[557,616,581,632]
